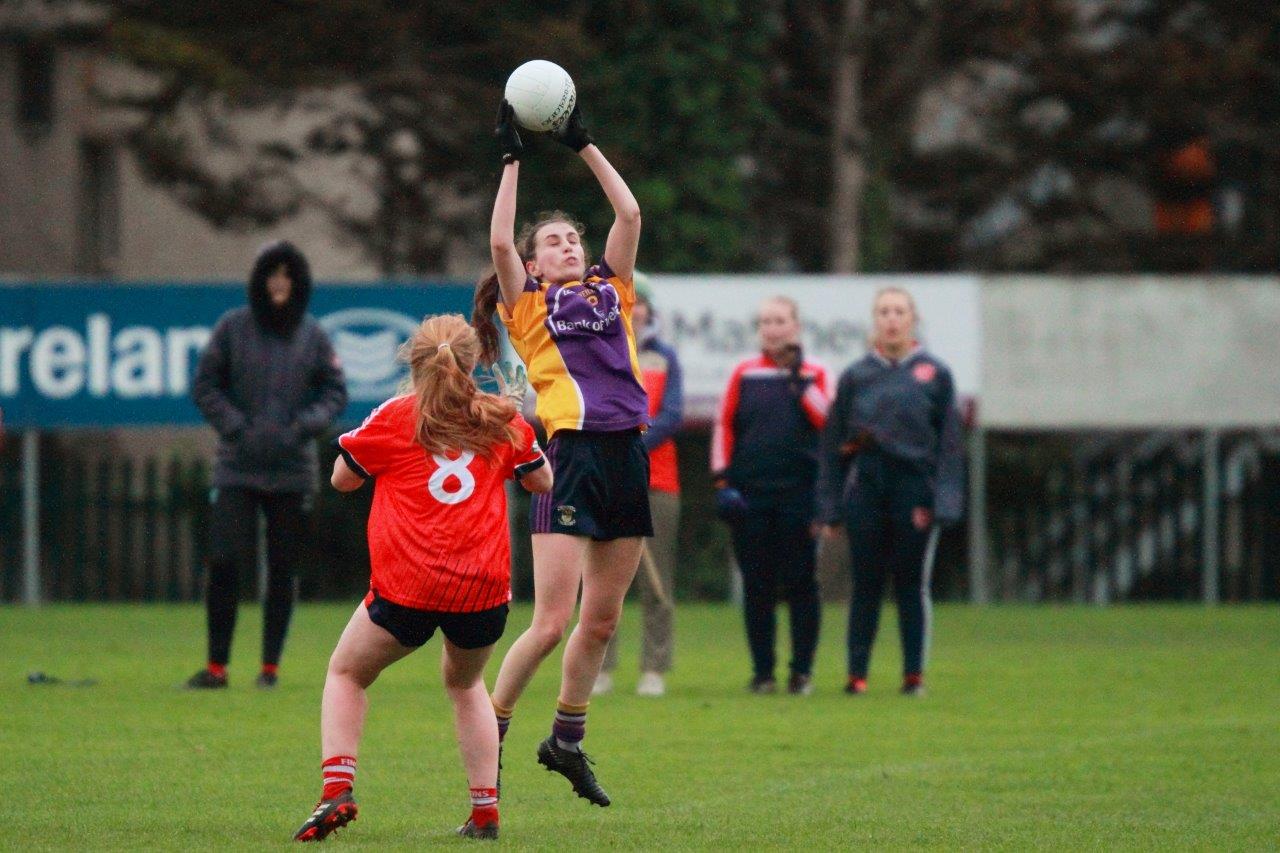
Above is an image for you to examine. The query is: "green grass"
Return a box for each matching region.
[3,603,1278,850]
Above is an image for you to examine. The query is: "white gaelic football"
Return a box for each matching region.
[504,60,576,132]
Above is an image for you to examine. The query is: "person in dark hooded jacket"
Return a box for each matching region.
[186,241,348,689]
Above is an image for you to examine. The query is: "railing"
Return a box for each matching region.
[0,438,211,602]
[4,428,1278,604]
[985,431,1277,602]
[0,433,376,603]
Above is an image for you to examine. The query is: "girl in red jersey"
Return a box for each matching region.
[292,315,551,843]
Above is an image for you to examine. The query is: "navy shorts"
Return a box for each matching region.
[530,429,653,541]
[365,592,508,649]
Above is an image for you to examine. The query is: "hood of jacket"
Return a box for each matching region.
[248,240,312,335]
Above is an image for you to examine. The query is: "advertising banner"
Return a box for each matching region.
[0,282,472,428]
[647,275,981,421]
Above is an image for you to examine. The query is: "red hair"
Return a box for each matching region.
[403,314,519,459]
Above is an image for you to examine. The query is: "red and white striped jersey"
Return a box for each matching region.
[337,395,544,613]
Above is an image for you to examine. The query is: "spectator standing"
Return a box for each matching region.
[817,287,963,697]
[712,296,830,695]
[595,275,683,698]
[186,241,348,689]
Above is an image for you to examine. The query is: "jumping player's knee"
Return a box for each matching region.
[528,624,567,657]
[527,614,572,655]
[578,610,621,647]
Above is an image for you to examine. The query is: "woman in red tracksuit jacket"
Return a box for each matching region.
[712,296,830,695]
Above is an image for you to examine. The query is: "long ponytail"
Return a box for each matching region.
[472,270,503,365]
[405,314,519,459]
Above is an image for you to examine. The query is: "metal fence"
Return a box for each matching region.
[981,430,1279,603]
[4,428,1279,604]
[0,435,211,602]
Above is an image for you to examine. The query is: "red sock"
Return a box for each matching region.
[322,756,356,800]
[261,663,279,677]
[469,787,499,827]
[904,673,923,688]
[207,662,226,678]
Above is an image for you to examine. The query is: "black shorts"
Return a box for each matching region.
[530,429,653,541]
[365,592,508,649]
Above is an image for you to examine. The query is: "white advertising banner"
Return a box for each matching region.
[981,276,1280,428]
[647,275,982,421]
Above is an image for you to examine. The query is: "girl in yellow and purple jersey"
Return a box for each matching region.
[471,99,648,808]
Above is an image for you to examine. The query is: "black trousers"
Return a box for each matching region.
[729,508,820,679]
[206,486,310,667]
[844,451,939,678]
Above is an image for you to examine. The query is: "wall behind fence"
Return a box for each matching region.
[981,276,1280,429]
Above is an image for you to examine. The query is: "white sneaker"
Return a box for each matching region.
[591,672,614,696]
[636,672,666,697]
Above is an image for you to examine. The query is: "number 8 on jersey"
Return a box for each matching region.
[429,452,477,504]
[334,395,545,613]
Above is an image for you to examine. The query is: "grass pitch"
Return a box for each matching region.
[4,602,1278,850]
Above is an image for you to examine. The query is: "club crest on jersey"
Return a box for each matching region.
[912,362,937,384]
[556,505,577,527]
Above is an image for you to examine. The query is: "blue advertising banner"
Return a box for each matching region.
[0,282,473,428]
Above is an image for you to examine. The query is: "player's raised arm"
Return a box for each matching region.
[491,101,528,309]
[552,107,641,284]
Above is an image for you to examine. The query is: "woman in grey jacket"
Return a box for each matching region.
[186,241,347,689]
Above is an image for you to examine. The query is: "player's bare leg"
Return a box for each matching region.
[296,604,411,841]
[321,604,413,757]
[443,639,501,838]
[560,536,643,706]
[491,534,587,710]
[443,639,499,787]
[535,536,642,807]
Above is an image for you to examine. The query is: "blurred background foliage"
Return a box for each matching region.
[103,0,1280,276]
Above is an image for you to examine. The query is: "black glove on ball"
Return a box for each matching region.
[496,100,524,164]
[550,105,594,153]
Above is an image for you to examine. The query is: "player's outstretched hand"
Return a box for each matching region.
[496,100,524,164]
[493,361,528,407]
[551,105,594,153]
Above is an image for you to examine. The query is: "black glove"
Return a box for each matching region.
[550,104,594,153]
[714,486,749,522]
[495,100,524,164]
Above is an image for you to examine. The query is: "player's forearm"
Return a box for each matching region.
[490,163,519,252]
[490,164,525,305]
[330,456,364,492]
[580,146,640,224]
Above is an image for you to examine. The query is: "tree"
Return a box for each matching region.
[102,0,778,275]
[827,0,869,273]
[765,0,1280,273]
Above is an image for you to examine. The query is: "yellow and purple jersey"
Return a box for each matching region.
[500,259,649,437]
